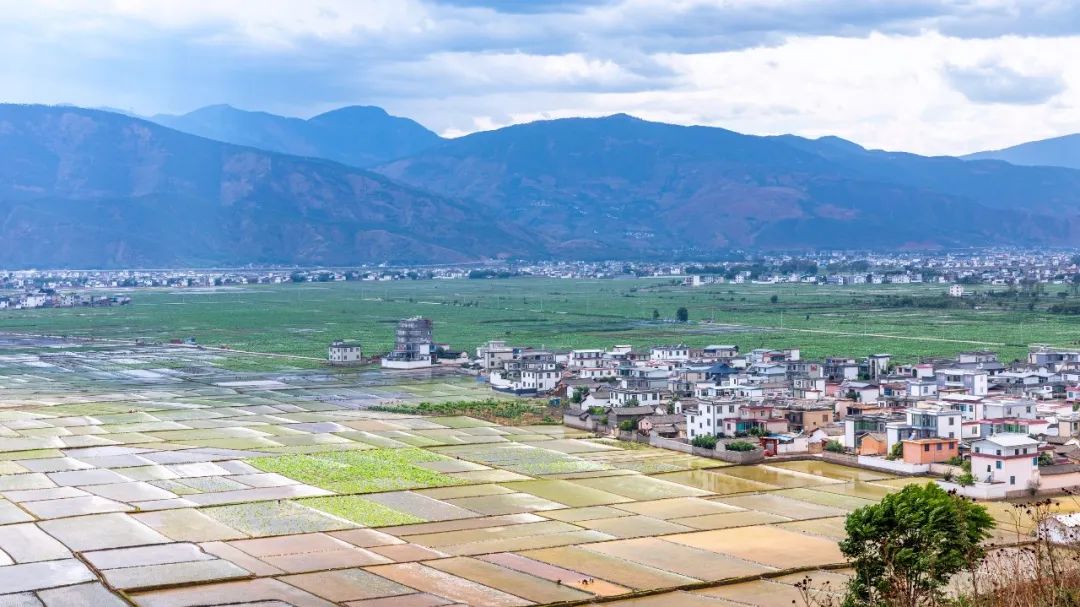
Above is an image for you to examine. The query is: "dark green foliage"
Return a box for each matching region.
[691,434,717,449]
[825,440,845,453]
[725,440,756,452]
[676,307,689,322]
[839,483,994,607]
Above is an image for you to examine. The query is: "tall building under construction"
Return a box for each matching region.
[381,317,434,369]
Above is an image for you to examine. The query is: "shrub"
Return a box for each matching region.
[618,419,636,432]
[956,471,975,486]
[886,441,903,461]
[691,434,718,449]
[725,440,756,452]
[824,440,844,453]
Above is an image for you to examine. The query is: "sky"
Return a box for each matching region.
[2,0,1079,156]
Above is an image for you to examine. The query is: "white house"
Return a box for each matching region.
[650,345,690,362]
[970,433,1041,488]
[935,368,988,396]
[328,340,362,366]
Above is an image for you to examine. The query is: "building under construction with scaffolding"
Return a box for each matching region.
[381,317,435,369]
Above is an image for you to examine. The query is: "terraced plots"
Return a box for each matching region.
[0,344,1060,606]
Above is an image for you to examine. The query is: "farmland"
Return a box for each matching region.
[0,341,1066,606]
[1,278,1079,364]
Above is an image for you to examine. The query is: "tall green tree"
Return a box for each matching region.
[676,307,689,322]
[839,483,994,607]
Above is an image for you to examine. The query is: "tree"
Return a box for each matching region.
[839,483,994,607]
[676,307,689,322]
[824,440,845,453]
[651,308,660,320]
[769,294,779,304]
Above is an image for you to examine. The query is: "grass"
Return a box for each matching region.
[250,448,465,494]
[3,278,1080,364]
[299,495,426,527]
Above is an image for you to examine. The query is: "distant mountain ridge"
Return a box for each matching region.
[0,104,527,267]
[152,104,443,168]
[2,103,1080,267]
[374,113,1080,253]
[964,133,1080,170]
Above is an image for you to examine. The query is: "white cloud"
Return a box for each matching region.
[1,0,1079,155]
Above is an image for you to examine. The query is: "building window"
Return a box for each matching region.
[1009,475,1015,485]
[995,461,1002,470]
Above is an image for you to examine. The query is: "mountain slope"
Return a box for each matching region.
[375,114,1080,252]
[0,104,527,267]
[152,104,443,168]
[964,134,1080,170]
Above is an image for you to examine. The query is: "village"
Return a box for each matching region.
[335,317,1080,502]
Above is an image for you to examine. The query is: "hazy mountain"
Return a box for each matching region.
[152,104,443,168]
[376,114,1080,252]
[4,105,1080,268]
[964,134,1080,170]
[0,104,527,267]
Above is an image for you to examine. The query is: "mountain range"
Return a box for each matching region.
[1,102,1079,267]
[963,134,1080,171]
[152,104,443,168]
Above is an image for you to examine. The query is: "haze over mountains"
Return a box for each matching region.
[963,134,1080,171]
[1,102,1079,267]
[152,104,443,168]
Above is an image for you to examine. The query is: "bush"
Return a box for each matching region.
[725,440,756,452]
[945,455,964,466]
[886,441,903,461]
[691,434,718,449]
[618,419,636,432]
[824,440,844,453]
[956,471,975,486]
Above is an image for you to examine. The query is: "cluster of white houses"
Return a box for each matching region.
[470,339,1080,499]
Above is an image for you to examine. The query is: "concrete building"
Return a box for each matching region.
[382,317,434,369]
[328,340,362,366]
[970,433,1041,488]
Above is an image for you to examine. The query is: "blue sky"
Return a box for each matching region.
[2,0,1078,155]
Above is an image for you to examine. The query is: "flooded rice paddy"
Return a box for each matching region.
[0,342,1066,606]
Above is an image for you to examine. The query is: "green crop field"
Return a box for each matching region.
[1,278,1079,364]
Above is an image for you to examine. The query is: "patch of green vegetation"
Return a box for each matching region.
[691,435,718,449]
[725,440,756,452]
[250,448,464,493]
[371,399,549,424]
[299,495,425,527]
[202,501,353,535]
